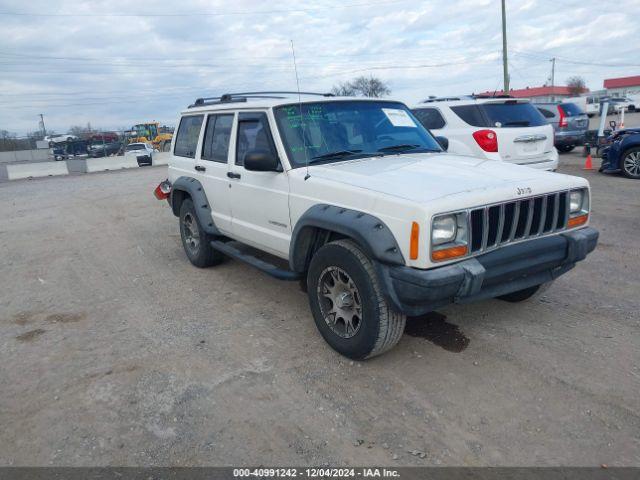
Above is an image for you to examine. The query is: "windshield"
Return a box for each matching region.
[126,144,145,151]
[273,101,441,167]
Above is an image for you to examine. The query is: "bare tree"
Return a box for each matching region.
[566,76,587,96]
[69,125,88,136]
[331,81,357,97]
[331,75,391,98]
[351,75,391,98]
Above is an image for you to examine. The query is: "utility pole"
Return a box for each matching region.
[550,57,556,87]
[501,0,509,94]
[39,113,46,137]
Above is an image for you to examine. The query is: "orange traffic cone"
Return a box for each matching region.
[583,153,594,170]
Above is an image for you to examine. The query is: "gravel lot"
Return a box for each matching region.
[0,154,638,467]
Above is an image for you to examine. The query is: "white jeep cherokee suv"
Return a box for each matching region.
[412,96,559,171]
[157,92,597,359]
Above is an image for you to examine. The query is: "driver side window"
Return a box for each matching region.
[235,112,278,167]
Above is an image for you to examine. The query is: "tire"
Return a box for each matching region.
[497,281,552,302]
[621,147,640,179]
[179,198,224,268]
[557,145,574,153]
[306,239,406,359]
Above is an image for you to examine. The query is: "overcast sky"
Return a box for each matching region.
[0,0,638,135]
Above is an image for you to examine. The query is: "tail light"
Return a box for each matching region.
[557,105,568,128]
[154,179,172,200]
[472,129,498,152]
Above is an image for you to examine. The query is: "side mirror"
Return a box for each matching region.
[609,120,617,130]
[435,136,449,151]
[244,149,280,172]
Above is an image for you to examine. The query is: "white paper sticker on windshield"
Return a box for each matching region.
[382,108,417,128]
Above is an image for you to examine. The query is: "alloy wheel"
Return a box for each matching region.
[624,151,640,177]
[182,213,200,254]
[317,266,363,338]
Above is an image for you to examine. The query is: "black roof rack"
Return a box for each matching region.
[188,91,334,108]
[420,93,513,104]
[421,96,463,103]
[471,93,513,99]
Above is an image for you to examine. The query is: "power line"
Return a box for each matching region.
[0,42,482,63]
[511,50,640,68]
[0,0,409,17]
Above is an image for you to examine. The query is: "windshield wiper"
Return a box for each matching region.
[376,144,421,153]
[310,149,363,162]
[501,121,530,126]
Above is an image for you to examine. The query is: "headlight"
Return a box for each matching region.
[432,215,457,246]
[569,190,583,213]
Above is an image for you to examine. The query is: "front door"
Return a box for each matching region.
[227,111,291,258]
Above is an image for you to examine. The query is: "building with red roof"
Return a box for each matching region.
[477,85,588,103]
[603,75,640,97]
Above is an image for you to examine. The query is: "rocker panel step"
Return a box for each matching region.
[210,240,301,281]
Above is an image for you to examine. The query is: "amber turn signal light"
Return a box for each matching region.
[568,213,588,228]
[410,222,420,260]
[431,245,468,262]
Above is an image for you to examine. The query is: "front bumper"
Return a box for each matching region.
[376,227,598,316]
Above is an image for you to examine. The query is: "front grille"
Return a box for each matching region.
[469,191,569,254]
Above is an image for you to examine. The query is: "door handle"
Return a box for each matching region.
[195,165,206,172]
[227,172,241,179]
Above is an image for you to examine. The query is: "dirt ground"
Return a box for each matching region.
[0,153,638,467]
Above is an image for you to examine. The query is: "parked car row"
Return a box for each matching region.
[50,140,158,163]
[411,95,589,168]
[535,102,589,153]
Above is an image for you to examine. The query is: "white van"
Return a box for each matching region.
[563,95,600,117]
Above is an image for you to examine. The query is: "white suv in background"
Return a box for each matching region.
[412,96,558,171]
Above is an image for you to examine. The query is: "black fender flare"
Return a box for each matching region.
[170,176,220,236]
[289,204,405,272]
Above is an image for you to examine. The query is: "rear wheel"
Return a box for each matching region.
[307,239,406,359]
[622,147,640,179]
[557,145,574,153]
[179,198,224,268]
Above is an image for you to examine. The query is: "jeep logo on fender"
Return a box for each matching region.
[516,187,532,195]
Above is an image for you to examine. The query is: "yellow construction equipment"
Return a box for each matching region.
[129,122,173,152]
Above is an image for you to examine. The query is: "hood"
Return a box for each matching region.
[307,153,556,203]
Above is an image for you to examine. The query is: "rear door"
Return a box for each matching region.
[195,112,235,233]
[479,100,554,165]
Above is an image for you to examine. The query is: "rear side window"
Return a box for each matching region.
[537,107,556,119]
[412,108,446,129]
[202,114,233,163]
[174,115,204,158]
[450,105,486,127]
[235,112,277,166]
[559,103,584,117]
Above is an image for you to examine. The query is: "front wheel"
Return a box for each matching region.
[622,147,640,179]
[307,239,406,359]
[179,198,224,268]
